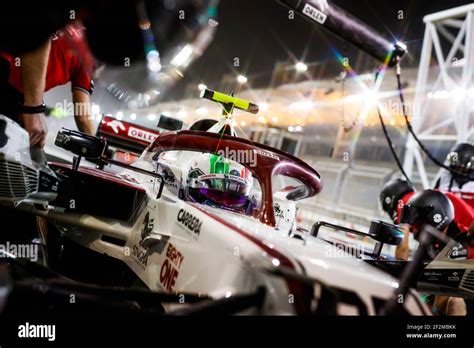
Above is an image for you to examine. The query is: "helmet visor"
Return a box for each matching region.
[399,205,433,225]
[447,151,474,171]
[187,174,252,211]
[188,187,249,209]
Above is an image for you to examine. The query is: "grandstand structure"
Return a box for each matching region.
[403,4,474,188]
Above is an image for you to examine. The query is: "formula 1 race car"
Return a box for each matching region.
[0,90,430,315]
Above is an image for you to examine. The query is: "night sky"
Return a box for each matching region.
[169,0,473,99]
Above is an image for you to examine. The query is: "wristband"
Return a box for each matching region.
[20,103,46,114]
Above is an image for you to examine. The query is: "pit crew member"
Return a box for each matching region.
[0,22,95,153]
[0,22,96,255]
[379,178,416,260]
[400,189,473,315]
[435,143,474,207]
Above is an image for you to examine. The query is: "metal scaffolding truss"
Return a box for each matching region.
[403,4,474,188]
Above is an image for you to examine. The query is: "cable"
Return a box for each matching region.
[377,105,412,183]
[396,63,473,180]
[374,71,412,183]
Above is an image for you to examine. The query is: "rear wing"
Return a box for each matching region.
[96,115,162,154]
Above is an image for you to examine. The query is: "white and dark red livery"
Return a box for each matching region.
[0,90,430,315]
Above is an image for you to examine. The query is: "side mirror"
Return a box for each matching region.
[55,128,165,198]
[368,220,404,246]
[55,128,106,159]
[311,220,404,260]
[285,185,310,201]
[55,128,107,171]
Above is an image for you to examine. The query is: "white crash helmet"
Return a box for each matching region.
[184,153,255,213]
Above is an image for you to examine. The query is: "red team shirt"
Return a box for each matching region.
[0,24,94,95]
[443,192,474,259]
[443,191,474,233]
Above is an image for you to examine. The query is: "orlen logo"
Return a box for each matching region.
[128,127,158,143]
[302,3,327,25]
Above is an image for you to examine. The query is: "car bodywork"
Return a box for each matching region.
[0,112,430,315]
[418,239,474,300]
[96,114,184,165]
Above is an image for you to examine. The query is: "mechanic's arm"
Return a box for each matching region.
[433,295,467,316]
[394,226,410,260]
[72,89,94,135]
[20,40,51,148]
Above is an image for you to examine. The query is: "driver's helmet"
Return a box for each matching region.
[184,153,254,213]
